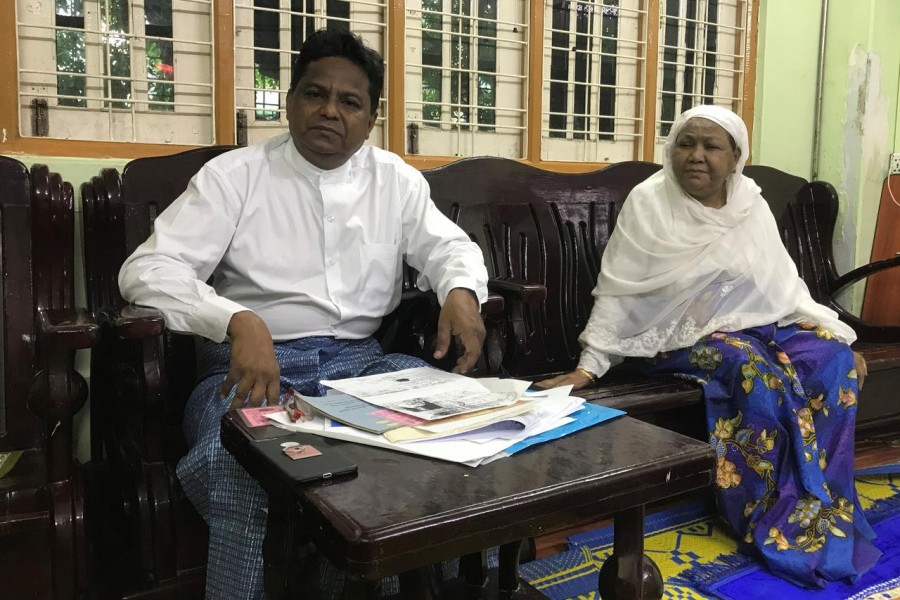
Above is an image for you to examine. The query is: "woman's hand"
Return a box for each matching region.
[533,369,594,391]
[853,351,867,391]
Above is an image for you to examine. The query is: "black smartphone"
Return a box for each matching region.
[248,434,358,484]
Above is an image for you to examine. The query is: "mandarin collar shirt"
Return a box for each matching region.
[118,133,488,342]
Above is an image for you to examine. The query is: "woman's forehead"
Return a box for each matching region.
[676,117,730,140]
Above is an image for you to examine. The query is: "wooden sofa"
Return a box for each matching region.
[0,158,99,599]
[422,158,900,435]
[80,146,509,599]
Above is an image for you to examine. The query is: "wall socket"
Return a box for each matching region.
[891,153,900,176]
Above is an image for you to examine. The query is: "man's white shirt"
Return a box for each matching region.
[118,133,489,342]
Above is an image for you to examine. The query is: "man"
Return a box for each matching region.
[118,29,488,598]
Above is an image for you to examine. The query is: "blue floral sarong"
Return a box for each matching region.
[641,323,881,588]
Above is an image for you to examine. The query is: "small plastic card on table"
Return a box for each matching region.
[281,442,322,460]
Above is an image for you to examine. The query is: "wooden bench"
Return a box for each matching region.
[422,158,900,435]
[0,157,99,600]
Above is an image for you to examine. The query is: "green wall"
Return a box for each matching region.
[754,0,900,285]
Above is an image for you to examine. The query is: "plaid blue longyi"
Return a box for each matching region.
[177,336,429,599]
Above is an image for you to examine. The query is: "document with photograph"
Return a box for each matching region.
[320,367,519,421]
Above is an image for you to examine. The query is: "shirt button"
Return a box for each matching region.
[327,215,335,223]
[328,258,336,266]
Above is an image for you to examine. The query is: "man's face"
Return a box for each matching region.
[671,118,739,208]
[286,56,377,170]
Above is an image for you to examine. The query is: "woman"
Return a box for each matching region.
[538,105,880,588]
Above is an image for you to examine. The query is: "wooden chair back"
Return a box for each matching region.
[1,156,96,600]
[424,158,661,377]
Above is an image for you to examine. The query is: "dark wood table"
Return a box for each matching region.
[221,411,716,599]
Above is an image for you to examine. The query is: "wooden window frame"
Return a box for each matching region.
[0,0,757,170]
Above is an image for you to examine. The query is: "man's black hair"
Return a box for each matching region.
[288,29,384,115]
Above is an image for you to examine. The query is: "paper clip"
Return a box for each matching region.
[282,388,314,423]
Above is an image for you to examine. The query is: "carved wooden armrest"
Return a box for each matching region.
[111,304,167,339]
[37,307,100,350]
[827,256,900,342]
[486,278,548,365]
[487,278,548,306]
[31,308,98,427]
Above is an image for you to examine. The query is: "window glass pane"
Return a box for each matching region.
[476,0,496,129]
[450,0,471,128]
[103,0,131,109]
[56,30,87,107]
[254,0,280,120]
[660,0,680,136]
[597,1,618,139]
[422,0,443,126]
[326,0,350,31]
[291,0,316,53]
[56,0,86,107]
[146,0,174,111]
[572,1,593,139]
[703,0,719,101]
[548,1,569,139]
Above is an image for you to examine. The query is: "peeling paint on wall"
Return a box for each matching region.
[836,45,889,310]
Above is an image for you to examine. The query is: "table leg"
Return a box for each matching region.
[263,497,320,600]
[597,505,663,600]
[342,575,382,600]
[497,540,523,593]
[399,567,439,599]
[459,551,489,588]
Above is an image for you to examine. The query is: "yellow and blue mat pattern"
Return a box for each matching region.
[519,473,900,600]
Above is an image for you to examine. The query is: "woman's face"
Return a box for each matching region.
[671,118,740,208]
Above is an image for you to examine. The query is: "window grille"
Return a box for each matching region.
[233,0,387,148]
[405,0,528,159]
[653,0,749,160]
[542,0,645,163]
[16,0,215,144]
[542,0,750,164]
[9,0,757,162]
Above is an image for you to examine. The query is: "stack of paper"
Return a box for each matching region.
[267,367,624,467]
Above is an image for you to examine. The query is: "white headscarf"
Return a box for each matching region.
[577,105,855,377]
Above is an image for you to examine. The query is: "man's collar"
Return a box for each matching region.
[282,136,353,183]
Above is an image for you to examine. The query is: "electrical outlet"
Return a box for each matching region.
[891,153,900,176]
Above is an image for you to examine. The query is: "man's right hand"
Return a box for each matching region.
[222,311,281,408]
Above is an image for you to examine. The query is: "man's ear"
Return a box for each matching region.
[285,91,294,120]
[366,111,377,138]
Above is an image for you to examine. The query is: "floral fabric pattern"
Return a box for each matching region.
[643,323,880,588]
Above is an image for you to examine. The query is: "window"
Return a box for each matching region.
[16,0,214,145]
[404,0,528,158]
[541,0,751,164]
[6,1,757,167]
[232,0,386,147]
[653,0,745,161]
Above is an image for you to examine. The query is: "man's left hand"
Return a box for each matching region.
[434,288,485,374]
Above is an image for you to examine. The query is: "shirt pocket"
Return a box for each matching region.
[357,242,402,308]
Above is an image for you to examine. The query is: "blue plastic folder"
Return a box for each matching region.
[498,403,625,458]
